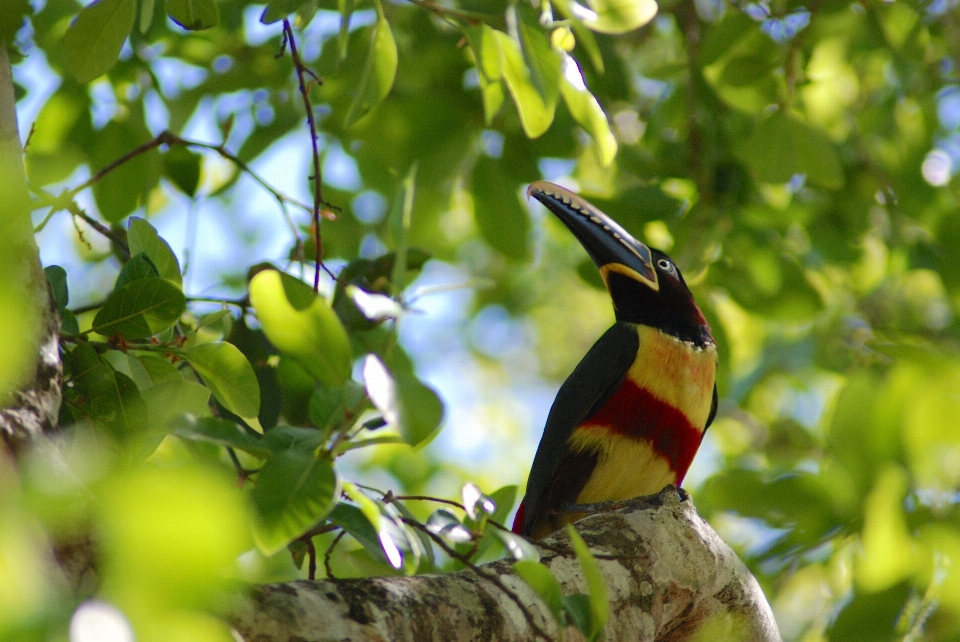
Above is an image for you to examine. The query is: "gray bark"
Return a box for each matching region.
[231,487,782,642]
[0,43,63,457]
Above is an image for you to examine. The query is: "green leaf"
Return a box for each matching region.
[562,594,595,639]
[344,0,397,128]
[45,266,78,334]
[44,265,69,311]
[172,415,273,459]
[309,380,366,437]
[63,0,137,83]
[550,0,604,72]
[488,485,518,526]
[559,54,617,167]
[465,25,503,82]
[572,0,657,34]
[181,342,261,422]
[140,379,210,435]
[249,268,353,387]
[128,217,183,286]
[567,526,608,639]
[167,0,219,30]
[92,277,186,339]
[495,529,540,561]
[127,354,181,389]
[495,30,556,138]
[515,8,561,105]
[515,560,565,626]
[162,147,202,196]
[465,25,507,125]
[90,120,162,223]
[0,0,31,44]
[362,355,444,447]
[103,371,149,440]
[116,253,160,288]
[251,451,338,555]
[329,502,383,557]
[262,426,325,453]
[139,0,156,32]
[738,110,843,189]
[471,156,531,261]
[425,509,473,543]
[389,164,417,298]
[260,0,301,24]
[700,12,780,114]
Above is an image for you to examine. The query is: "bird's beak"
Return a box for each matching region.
[528,181,659,292]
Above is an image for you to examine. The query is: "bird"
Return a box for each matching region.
[513,181,718,540]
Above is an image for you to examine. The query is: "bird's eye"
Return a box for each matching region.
[657,258,673,272]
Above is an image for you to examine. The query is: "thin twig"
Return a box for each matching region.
[306,537,318,580]
[325,530,347,579]
[400,517,554,642]
[282,19,335,288]
[405,0,504,26]
[389,494,467,511]
[31,129,309,251]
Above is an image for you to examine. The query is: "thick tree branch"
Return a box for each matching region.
[0,42,62,456]
[230,487,782,642]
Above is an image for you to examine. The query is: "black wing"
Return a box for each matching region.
[521,322,639,535]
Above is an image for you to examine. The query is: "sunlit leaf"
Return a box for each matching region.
[569,0,657,34]
[249,268,352,387]
[63,0,136,83]
[462,483,496,521]
[559,54,617,166]
[494,530,540,561]
[495,29,556,138]
[181,343,261,423]
[362,355,443,447]
[252,452,338,555]
[426,509,473,543]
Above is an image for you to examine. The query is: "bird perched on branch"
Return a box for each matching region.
[513,182,718,540]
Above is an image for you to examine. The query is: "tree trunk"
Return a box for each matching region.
[0,42,62,457]
[230,487,782,642]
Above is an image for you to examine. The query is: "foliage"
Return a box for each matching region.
[2,0,960,640]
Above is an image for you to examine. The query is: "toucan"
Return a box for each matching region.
[513,181,718,540]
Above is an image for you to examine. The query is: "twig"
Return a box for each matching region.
[388,494,467,511]
[306,537,318,580]
[186,295,249,309]
[31,129,309,251]
[401,517,555,642]
[324,530,347,579]
[281,19,335,289]
[404,0,504,26]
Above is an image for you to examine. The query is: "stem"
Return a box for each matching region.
[282,19,334,289]
[404,0,504,26]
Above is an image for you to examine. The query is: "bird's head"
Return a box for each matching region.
[528,181,713,348]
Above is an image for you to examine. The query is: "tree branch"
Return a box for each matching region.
[0,43,63,455]
[229,487,783,642]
